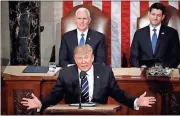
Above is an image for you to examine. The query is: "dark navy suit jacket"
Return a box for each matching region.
[41,64,136,112]
[59,28,106,67]
[130,24,180,68]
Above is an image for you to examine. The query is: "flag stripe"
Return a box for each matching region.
[73,1,83,7]
[92,0,102,10]
[102,1,111,65]
[62,0,180,68]
[63,1,73,16]
[130,1,140,45]
[169,1,179,9]
[140,1,149,17]
[121,1,130,67]
[83,1,92,5]
[149,0,159,7]
[160,1,169,5]
[111,1,121,67]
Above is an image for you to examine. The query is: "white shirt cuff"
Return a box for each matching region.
[67,64,75,67]
[134,98,140,110]
[36,104,42,112]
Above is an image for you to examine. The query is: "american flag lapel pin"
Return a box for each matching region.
[161,32,164,35]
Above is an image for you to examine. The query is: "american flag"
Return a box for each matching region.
[62,0,180,67]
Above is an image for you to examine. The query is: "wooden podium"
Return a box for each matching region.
[43,104,121,115]
[2,66,180,115]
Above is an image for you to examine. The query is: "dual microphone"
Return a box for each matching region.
[79,71,87,109]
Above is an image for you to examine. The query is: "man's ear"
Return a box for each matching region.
[91,54,94,62]
[162,14,165,20]
[74,55,77,63]
[148,11,150,18]
[88,17,91,24]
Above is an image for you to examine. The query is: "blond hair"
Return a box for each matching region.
[74,44,93,56]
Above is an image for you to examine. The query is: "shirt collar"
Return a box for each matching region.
[78,65,94,77]
[77,28,89,38]
[149,23,161,32]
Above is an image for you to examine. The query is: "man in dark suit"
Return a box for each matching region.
[59,7,106,67]
[21,44,156,112]
[130,2,180,68]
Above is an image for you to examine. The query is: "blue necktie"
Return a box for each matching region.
[81,73,89,102]
[152,29,157,54]
[79,33,85,45]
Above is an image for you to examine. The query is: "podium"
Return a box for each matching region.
[43,104,121,115]
[2,66,180,114]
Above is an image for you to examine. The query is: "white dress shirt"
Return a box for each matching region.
[77,28,89,45]
[78,65,94,102]
[38,66,140,112]
[149,24,161,41]
[78,66,139,110]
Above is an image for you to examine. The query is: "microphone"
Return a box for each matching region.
[80,71,87,79]
[79,71,87,109]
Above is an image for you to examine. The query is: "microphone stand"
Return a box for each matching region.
[79,78,83,109]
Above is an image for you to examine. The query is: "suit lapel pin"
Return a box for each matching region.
[88,38,90,40]
[97,76,99,79]
[161,32,164,35]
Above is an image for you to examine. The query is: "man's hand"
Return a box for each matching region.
[21,93,42,109]
[136,92,156,107]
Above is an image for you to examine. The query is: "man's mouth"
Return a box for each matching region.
[81,65,87,68]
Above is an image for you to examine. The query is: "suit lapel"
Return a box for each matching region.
[71,65,80,96]
[73,29,78,46]
[145,26,154,57]
[154,25,165,55]
[92,65,101,100]
[85,29,92,45]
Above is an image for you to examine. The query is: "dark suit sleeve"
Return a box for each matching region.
[59,34,70,67]
[108,68,136,109]
[168,30,180,68]
[94,34,106,64]
[40,70,65,112]
[130,31,140,67]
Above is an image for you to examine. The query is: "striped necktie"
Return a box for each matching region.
[81,72,89,102]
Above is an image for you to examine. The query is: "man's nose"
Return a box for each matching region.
[82,60,85,63]
[80,19,84,23]
[82,59,86,63]
[155,15,158,19]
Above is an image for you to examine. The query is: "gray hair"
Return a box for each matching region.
[74,44,93,55]
[75,7,91,18]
